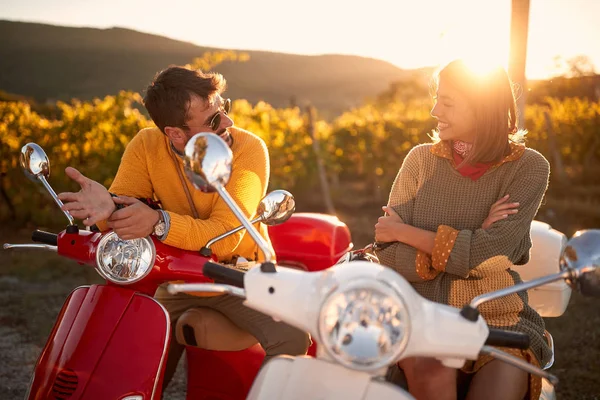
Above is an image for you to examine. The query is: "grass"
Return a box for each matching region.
[0,227,103,345]
[544,293,600,399]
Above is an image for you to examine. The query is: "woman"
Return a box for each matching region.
[375,59,551,400]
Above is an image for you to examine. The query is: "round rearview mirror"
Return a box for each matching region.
[183,133,233,193]
[560,229,600,297]
[257,190,296,226]
[20,143,50,182]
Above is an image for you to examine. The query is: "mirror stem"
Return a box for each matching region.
[38,175,75,226]
[216,186,274,263]
[480,346,558,385]
[204,216,261,251]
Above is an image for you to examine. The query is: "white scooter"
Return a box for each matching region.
[170,132,599,400]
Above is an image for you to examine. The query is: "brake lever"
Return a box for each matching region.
[3,243,58,251]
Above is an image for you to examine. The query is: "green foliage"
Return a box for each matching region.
[0,91,151,225]
[525,97,600,174]
[528,75,600,104]
[1,90,599,229]
[331,100,435,189]
[187,51,250,72]
[230,100,318,191]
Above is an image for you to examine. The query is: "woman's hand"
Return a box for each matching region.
[482,194,519,230]
[375,206,405,242]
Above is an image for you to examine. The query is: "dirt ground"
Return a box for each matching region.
[0,207,599,399]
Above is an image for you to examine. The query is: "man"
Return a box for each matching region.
[57,66,310,387]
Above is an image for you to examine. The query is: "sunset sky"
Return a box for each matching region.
[2,0,599,79]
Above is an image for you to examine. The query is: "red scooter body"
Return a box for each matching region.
[269,212,353,272]
[25,212,352,400]
[28,285,170,400]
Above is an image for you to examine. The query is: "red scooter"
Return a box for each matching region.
[5,143,352,400]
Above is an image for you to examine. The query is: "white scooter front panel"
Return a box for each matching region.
[243,261,489,370]
[247,356,414,400]
[243,265,323,335]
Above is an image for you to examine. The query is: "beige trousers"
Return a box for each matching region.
[155,285,311,389]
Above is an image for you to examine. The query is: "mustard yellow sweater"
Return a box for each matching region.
[104,126,272,262]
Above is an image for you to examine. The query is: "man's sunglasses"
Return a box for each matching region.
[182,98,232,132]
[207,98,232,131]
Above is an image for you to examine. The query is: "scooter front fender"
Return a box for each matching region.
[247,356,414,400]
[27,284,170,400]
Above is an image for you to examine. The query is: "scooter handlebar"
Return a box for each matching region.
[32,230,58,246]
[202,261,245,288]
[485,328,530,350]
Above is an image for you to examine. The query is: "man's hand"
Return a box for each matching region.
[58,167,115,226]
[107,196,160,240]
[374,206,405,243]
[482,194,519,230]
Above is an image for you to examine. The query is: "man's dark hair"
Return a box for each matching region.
[143,66,226,133]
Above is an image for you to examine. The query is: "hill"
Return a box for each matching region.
[0,20,428,115]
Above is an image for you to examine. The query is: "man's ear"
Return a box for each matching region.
[164,126,186,144]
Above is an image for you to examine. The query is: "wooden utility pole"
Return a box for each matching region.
[508,0,531,130]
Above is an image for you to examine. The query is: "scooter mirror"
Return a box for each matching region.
[560,229,600,297]
[200,190,296,256]
[20,143,50,182]
[183,132,274,262]
[257,190,296,226]
[19,143,75,226]
[183,133,233,193]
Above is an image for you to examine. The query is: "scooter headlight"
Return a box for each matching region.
[317,279,410,372]
[95,232,156,284]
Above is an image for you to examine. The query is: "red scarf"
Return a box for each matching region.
[431,140,526,181]
[452,151,492,181]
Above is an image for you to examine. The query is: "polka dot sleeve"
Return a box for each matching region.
[415,251,440,280]
[432,225,460,272]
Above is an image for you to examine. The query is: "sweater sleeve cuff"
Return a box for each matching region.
[444,229,472,278]
[162,211,190,248]
[96,219,109,232]
[432,225,460,272]
[415,251,440,280]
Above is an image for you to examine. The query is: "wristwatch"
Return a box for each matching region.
[109,192,125,210]
[153,210,167,237]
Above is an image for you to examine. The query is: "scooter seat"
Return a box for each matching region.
[175,307,258,351]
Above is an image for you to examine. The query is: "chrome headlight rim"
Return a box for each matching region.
[95,231,156,285]
[317,277,411,372]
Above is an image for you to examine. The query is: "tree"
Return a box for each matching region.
[186,51,250,72]
[552,55,597,78]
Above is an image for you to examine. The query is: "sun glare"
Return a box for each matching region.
[410,0,512,75]
[437,25,510,76]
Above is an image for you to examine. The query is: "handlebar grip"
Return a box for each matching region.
[31,230,58,246]
[486,329,530,350]
[202,261,245,288]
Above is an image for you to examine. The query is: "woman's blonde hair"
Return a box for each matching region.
[430,59,525,165]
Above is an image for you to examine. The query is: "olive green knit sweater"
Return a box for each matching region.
[375,142,552,366]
